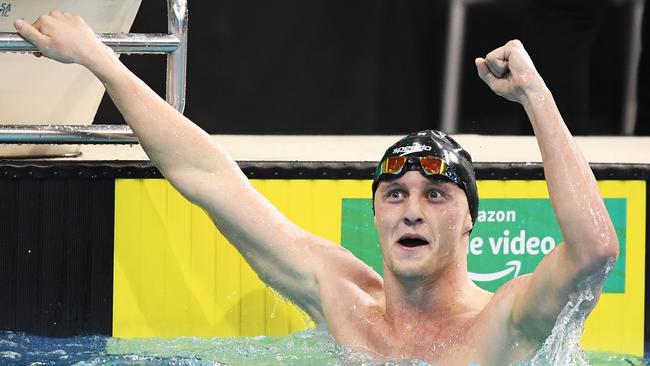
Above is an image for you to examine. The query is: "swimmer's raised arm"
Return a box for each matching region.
[14,12,375,321]
[475,40,619,342]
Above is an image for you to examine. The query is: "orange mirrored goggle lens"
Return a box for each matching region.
[418,156,446,175]
[377,156,447,176]
[384,156,407,174]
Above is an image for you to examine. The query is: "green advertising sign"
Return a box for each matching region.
[341,198,626,293]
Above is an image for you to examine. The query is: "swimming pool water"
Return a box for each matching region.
[0,329,647,365]
[3,329,357,366]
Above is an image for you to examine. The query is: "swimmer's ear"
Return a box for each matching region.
[371,196,377,222]
[463,213,473,235]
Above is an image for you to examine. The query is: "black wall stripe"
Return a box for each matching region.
[0,180,18,331]
[0,179,114,337]
[1,160,649,180]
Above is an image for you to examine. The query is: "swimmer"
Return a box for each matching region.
[14,12,619,365]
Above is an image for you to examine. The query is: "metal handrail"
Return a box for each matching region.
[0,0,189,145]
[0,125,137,144]
[0,32,180,54]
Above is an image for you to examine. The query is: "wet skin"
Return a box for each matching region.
[373,172,472,283]
[16,14,619,364]
[315,171,541,364]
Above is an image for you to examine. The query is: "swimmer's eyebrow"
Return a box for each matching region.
[380,181,404,191]
[424,179,452,188]
[379,179,450,193]
[423,180,458,195]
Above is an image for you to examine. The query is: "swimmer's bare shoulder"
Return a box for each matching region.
[317,273,543,365]
[311,241,385,322]
[336,255,604,365]
[466,276,543,364]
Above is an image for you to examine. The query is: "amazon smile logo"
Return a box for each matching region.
[469,260,521,282]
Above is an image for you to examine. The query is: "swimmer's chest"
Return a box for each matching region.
[327,303,536,365]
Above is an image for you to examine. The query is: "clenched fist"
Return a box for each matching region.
[475,40,547,105]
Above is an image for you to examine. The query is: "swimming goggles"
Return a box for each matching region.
[375,156,449,178]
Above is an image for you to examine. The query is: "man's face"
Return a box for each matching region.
[373,171,472,281]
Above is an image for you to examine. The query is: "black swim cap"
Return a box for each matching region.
[372,130,479,224]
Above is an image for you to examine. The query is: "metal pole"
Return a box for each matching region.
[167,0,189,113]
[621,0,645,135]
[440,0,493,134]
[440,0,467,134]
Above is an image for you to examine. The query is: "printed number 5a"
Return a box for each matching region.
[0,3,11,17]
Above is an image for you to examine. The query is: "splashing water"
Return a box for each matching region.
[529,285,594,366]
[0,257,645,366]
[0,327,436,366]
[529,258,624,366]
[0,327,646,365]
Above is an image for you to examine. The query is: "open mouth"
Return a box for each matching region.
[397,235,430,248]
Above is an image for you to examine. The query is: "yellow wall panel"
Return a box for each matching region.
[580,181,646,355]
[114,179,320,338]
[475,180,645,356]
[214,230,242,337]
[114,178,644,357]
[189,204,216,337]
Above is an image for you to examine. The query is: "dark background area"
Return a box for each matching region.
[96,0,648,135]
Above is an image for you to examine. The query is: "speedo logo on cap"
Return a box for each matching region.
[392,143,432,156]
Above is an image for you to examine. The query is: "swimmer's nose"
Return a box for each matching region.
[403,216,423,226]
[403,198,424,226]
